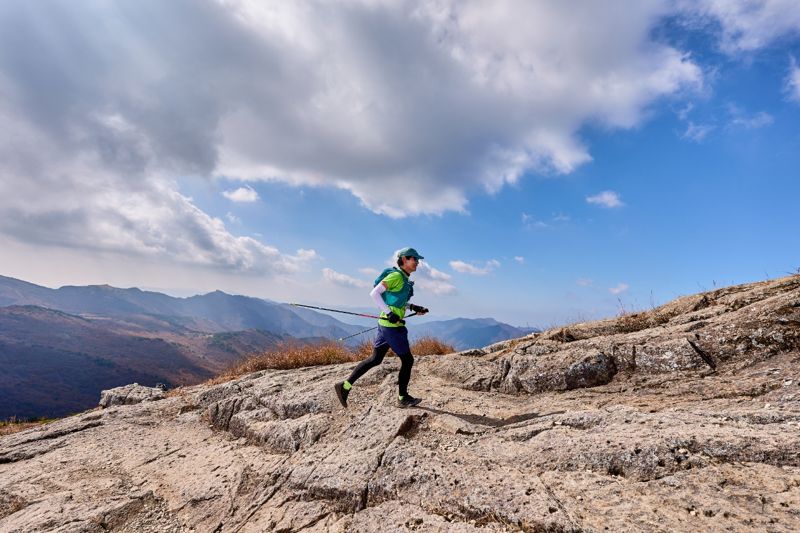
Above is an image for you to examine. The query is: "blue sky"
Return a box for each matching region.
[1,1,799,328]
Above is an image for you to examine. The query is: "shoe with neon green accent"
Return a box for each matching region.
[335,382,350,408]
[398,394,422,408]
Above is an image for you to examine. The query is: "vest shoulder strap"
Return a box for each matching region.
[374,267,399,287]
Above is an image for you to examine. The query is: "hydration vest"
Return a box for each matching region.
[373,267,414,310]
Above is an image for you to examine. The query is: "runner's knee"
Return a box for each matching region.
[397,352,414,365]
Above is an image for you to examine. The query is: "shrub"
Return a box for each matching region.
[411,336,455,355]
[353,336,455,358]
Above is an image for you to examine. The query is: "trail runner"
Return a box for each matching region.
[335,247,429,408]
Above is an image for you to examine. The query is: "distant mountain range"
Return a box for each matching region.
[0,275,361,339]
[0,275,537,419]
[410,317,537,350]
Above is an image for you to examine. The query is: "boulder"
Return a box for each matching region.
[564,352,617,389]
[99,383,165,408]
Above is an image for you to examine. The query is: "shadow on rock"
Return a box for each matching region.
[418,406,565,428]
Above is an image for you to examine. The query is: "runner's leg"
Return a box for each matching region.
[396,351,414,397]
[346,330,391,384]
[380,326,414,397]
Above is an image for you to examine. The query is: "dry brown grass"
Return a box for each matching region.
[164,386,187,398]
[207,335,455,384]
[351,336,454,358]
[351,339,375,359]
[615,307,676,334]
[0,417,53,436]
[208,340,361,384]
[411,336,456,355]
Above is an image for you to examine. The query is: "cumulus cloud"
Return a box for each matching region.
[586,191,625,208]
[322,268,368,289]
[377,251,456,295]
[0,1,319,273]
[0,122,316,273]
[216,1,705,217]
[609,283,630,294]
[0,0,706,257]
[223,186,260,202]
[358,267,380,277]
[414,262,457,295]
[684,0,800,54]
[450,259,500,275]
[514,256,525,264]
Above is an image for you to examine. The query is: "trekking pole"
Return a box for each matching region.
[336,312,418,342]
[287,303,383,320]
[337,326,379,342]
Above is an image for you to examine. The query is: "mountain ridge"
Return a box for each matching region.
[0,274,538,347]
[0,275,536,419]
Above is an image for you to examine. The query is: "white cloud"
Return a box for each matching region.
[358,267,380,277]
[609,282,630,294]
[677,102,694,121]
[728,105,773,129]
[225,212,241,224]
[0,121,316,274]
[223,186,260,202]
[0,1,707,238]
[414,262,456,295]
[683,1,800,54]
[378,252,456,295]
[322,268,369,289]
[0,3,323,274]
[514,256,524,264]
[450,259,501,275]
[576,278,593,287]
[586,191,625,208]
[522,213,549,229]
[681,121,714,142]
[731,111,773,129]
[786,58,800,102]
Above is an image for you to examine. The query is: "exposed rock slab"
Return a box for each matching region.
[1,275,799,532]
[99,383,166,408]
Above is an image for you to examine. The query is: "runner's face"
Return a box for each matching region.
[402,256,419,272]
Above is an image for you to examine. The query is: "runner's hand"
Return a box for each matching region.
[409,304,429,315]
[387,311,401,323]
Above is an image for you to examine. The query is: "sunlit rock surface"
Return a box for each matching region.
[2,275,799,532]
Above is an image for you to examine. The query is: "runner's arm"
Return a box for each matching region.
[370,283,392,315]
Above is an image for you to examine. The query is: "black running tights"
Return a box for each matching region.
[346,346,414,397]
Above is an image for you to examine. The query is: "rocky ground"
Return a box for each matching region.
[1,275,799,532]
